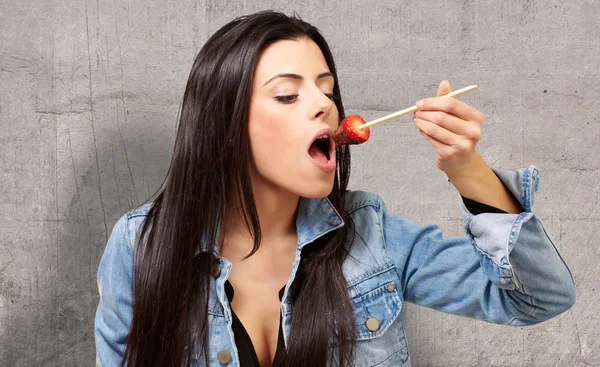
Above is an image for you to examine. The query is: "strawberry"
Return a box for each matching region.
[332,115,370,146]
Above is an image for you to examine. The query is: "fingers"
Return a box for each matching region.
[416,96,484,123]
[416,80,483,171]
[436,80,452,97]
[418,129,457,160]
[415,118,477,160]
[413,110,482,139]
[413,116,459,145]
[418,129,446,152]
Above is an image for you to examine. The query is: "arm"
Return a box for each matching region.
[384,166,575,325]
[94,214,133,366]
[448,151,523,214]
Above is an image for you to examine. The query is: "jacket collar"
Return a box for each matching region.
[296,195,345,249]
[201,195,345,258]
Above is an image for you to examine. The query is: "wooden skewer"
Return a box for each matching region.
[358,85,479,129]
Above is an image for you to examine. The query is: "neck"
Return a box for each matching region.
[219,182,299,257]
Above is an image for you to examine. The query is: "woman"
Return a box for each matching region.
[94,10,575,367]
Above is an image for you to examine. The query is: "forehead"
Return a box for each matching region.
[253,38,330,83]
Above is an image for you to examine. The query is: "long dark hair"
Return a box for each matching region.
[123,11,356,366]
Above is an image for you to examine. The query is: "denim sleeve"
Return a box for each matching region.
[383,166,576,326]
[94,214,133,366]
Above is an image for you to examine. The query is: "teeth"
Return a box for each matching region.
[318,135,329,139]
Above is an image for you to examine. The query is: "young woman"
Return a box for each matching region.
[94,10,575,367]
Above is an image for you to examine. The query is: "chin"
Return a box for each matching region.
[296,178,335,199]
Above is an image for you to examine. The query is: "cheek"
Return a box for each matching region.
[248,108,301,169]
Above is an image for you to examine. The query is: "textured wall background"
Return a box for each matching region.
[1,0,598,366]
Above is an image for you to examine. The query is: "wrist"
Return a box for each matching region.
[444,151,486,184]
[444,152,523,214]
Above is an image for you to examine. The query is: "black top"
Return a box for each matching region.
[225,197,509,366]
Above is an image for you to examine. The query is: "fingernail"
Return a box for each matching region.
[416,100,424,108]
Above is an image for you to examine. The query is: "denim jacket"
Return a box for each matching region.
[94,166,576,366]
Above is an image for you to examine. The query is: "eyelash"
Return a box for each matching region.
[275,93,337,104]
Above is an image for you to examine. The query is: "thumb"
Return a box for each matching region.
[437,80,453,97]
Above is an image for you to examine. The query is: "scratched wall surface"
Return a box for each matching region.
[1,0,598,366]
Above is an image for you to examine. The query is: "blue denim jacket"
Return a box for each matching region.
[95,166,575,366]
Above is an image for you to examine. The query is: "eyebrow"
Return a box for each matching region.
[262,72,334,87]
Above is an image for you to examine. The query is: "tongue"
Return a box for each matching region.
[308,142,328,163]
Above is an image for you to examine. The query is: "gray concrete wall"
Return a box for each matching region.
[1,0,598,365]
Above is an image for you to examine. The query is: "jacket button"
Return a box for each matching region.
[217,350,231,364]
[366,317,380,332]
[387,283,396,292]
[210,261,221,278]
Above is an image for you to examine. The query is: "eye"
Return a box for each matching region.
[275,94,299,104]
[324,93,337,101]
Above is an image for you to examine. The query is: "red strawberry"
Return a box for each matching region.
[332,115,370,146]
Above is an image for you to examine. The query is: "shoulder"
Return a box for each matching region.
[342,189,423,248]
[111,202,155,252]
[125,201,154,219]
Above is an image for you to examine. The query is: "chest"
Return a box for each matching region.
[221,244,296,366]
[229,281,283,366]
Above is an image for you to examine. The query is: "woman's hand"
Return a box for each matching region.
[413,80,523,214]
[413,80,484,177]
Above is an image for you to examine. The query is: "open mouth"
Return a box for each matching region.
[308,134,332,162]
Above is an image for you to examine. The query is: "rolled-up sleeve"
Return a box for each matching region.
[384,166,576,326]
[94,214,134,366]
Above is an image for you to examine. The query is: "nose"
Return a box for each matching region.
[310,87,335,121]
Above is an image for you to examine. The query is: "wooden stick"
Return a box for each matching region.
[358,85,479,129]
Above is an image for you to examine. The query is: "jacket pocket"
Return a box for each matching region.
[348,268,409,366]
[352,280,402,340]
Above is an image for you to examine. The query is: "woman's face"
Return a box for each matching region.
[248,37,339,199]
